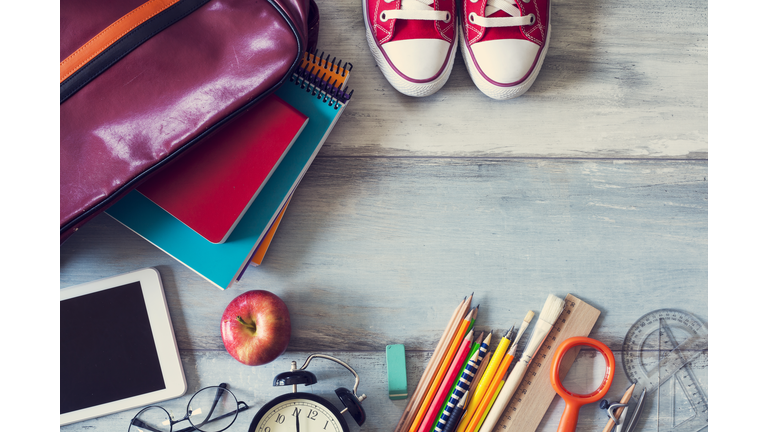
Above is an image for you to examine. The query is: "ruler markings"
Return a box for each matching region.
[491,294,601,432]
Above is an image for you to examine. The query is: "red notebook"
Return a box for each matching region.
[137,93,308,243]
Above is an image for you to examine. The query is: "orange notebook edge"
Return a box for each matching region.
[250,194,292,266]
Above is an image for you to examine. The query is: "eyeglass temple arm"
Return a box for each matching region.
[197,383,229,425]
[174,401,250,432]
[131,412,189,432]
[130,417,166,432]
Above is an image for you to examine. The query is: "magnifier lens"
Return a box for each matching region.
[557,346,609,397]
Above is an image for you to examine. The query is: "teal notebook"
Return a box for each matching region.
[107,52,353,290]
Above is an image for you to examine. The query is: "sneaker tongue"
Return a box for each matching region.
[485,0,520,18]
[401,0,435,11]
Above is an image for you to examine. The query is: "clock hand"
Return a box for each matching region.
[296,413,300,432]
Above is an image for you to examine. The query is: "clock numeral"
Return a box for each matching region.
[265,428,271,432]
[276,414,286,424]
[324,421,329,430]
[292,408,302,417]
[307,410,319,420]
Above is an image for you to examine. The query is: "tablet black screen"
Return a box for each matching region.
[60,281,166,414]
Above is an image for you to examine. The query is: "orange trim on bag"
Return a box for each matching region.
[60,0,182,83]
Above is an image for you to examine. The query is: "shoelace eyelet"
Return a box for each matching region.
[468,12,477,23]
[443,12,451,23]
[380,11,388,21]
[527,13,535,24]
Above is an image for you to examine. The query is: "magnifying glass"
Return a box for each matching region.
[549,336,615,432]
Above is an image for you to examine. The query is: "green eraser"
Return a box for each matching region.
[386,344,408,400]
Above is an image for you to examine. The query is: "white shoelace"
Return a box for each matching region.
[380,0,451,23]
[468,0,534,28]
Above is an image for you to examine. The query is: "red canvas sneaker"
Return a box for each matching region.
[363,0,457,97]
[460,0,550,99]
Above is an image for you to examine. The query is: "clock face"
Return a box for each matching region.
[249,393,350,432]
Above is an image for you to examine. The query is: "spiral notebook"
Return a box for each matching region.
[107,51,353,290]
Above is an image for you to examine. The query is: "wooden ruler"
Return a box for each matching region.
[491,294,601,432]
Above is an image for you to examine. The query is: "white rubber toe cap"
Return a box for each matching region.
[470,39,540,84]
[382,39,451,81]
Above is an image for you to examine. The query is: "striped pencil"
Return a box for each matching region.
[433,348,481,432]
[462,346,493,423]
[428,331,484,432]
[432,332,493,430]
[417,329,475,432]
[442,389,468,432]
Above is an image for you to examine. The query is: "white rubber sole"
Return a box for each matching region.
[362,0,457,97]
[460,19,550,100]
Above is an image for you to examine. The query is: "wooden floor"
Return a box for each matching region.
[60,0,707,431]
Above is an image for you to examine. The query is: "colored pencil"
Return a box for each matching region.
[430,331,484,431]
[433,347,481,432]
[418,329,475,432]
[474,375,504,432]
[411,308,476,432]
[442,390,468,432]
[395,296,471,432]
[466,339,518,432]
[457,326,514,432]
[434,331,490,432]
[466,347,492,404]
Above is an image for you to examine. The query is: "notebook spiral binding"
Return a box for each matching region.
[289,50,354,109]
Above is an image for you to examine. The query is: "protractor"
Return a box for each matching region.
[622,309,708,431]
[622,309,707,393]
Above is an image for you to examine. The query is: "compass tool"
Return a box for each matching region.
[622,309,708,431]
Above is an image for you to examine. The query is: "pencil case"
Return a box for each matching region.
[60,0,319,243]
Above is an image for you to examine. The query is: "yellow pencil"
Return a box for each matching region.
[467,342,518,432]
[456,326,513,432]
[460,326,516,432]
[474,373,505,432]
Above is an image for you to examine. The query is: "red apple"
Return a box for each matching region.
[220,290,291,366]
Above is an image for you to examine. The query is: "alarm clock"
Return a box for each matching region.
[248,354,367,432]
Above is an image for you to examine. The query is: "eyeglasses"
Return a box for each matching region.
[128,383,249,432]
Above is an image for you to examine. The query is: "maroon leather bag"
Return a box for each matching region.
[60,0,319,243]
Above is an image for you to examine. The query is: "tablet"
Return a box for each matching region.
[60,268,187,426]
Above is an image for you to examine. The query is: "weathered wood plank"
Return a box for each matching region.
[61,158,707,353]
[60,350,708,432]
[313,0,707,158]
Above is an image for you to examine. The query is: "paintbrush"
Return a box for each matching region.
[509,310,534,354]
[477,295,566,432]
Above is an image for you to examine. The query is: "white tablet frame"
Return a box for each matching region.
[60,267,187,426]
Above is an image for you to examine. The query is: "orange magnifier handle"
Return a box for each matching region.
[549,337,615,432]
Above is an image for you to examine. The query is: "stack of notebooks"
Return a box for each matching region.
[106,51,353,290]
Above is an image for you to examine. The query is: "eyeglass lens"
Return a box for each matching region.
[188,386,239,431]
[128,386,240,432]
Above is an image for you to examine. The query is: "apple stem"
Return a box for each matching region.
[236,315,256,332]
